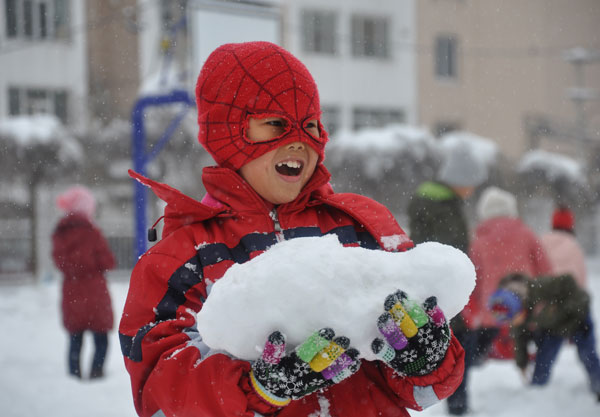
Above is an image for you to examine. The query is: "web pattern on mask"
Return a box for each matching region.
[197,43,321,169]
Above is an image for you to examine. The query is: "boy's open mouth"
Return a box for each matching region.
[275,160,303,177]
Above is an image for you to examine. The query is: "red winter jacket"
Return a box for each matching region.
[119,165,465,417]
[52,213,115,333]
[464,217,553,329]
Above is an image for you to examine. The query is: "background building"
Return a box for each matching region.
[2,0,600,280]
[417,0,600,162]
[0,0,88,127]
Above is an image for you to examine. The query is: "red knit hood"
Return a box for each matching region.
[195,41,328,171]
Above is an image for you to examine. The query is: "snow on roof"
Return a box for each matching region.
[330,124,437,157]
[439,130,499,167]
[0,114,83,161]
[330,126,499,173]
[0,114,64,146]
[517,149,586,184]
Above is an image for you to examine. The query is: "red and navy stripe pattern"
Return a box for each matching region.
[120,225,381,362]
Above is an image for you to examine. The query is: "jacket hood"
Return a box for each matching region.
[415,181,459,202]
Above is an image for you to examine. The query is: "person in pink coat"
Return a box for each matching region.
[463,186,553,360]
[52,185,116,379]
[540,207,587,290]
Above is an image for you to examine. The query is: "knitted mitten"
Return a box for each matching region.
[250,328,361,407]
[371,290,451,376]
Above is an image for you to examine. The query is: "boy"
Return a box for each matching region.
[489,273,600,401]
[119,41,465,417]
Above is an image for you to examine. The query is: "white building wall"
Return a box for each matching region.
[0,0,88,127]
[282,0,417,133]
[135,0,417,133]
[137,0,163,92]
[137,0,281,95]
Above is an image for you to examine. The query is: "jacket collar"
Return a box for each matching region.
[129,164,333,238]
[201,163,333,215]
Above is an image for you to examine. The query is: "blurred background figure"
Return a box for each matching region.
[408,142,486,253]
[465,186,553,362]
[540,207,588,290]
[407,142,487,415]
[52,185,115,379]
[445,186,551,415]
[490,273,600,402]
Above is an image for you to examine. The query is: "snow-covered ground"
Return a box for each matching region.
[1,260,600,417]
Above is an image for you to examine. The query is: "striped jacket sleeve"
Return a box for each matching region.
[119,247,279,417]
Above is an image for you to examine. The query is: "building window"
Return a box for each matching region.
[39,2,48,38]
[7,86,69,123]
[434,121,461,137]
[6,0,18,37]
[4,0,70,40]
[8,88,20,115]
[435,35,458,78]
[352,107,405,130]
[53,0,70,39]
[301,10,337,54]
[24,0,33,38]
[320,106,340,136]
[54,91,68,122]
[351,15,389,58]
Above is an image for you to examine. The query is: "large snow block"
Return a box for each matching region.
[197,235,475,361]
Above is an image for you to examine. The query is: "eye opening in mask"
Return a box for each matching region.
[242,111,293,144]
[242,110,326,145]
[300,116,322,142]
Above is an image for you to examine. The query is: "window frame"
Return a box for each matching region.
[351,14,390,59]
[301,9,337,55]
[352,107,405,130]
[320,105,341,136]
[435,34,458,79]
[4,0,70,41]
[7,86,69,124]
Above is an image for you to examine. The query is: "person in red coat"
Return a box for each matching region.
[464,186,552,361]
[119,41,465,417]
[52,185,115,379]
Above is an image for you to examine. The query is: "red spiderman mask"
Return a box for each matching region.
[196,41,328,171]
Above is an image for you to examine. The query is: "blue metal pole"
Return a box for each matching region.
[130,89,195,259]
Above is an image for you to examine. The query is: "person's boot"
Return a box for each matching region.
[448,405,467,415]
[68,355,81,379]
[89,367,104,379]
[68,361,81,379]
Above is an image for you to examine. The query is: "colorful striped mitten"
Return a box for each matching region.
[250,328,361,407]
[371,290,451,376]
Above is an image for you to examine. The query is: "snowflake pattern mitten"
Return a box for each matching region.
[250,328,361,407]
[371,291,451,376]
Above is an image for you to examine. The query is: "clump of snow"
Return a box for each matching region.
[518,149,586,184]
[197,236,476,361]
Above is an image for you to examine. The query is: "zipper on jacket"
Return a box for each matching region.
[270,209,284,242]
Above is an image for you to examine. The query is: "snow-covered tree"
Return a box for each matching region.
[0,114,82,275]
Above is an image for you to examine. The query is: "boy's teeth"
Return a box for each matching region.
[277,161,301,168]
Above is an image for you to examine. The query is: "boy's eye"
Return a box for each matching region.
[266,120,286,128]
[304,119,320,138]
[247,117,289,142]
